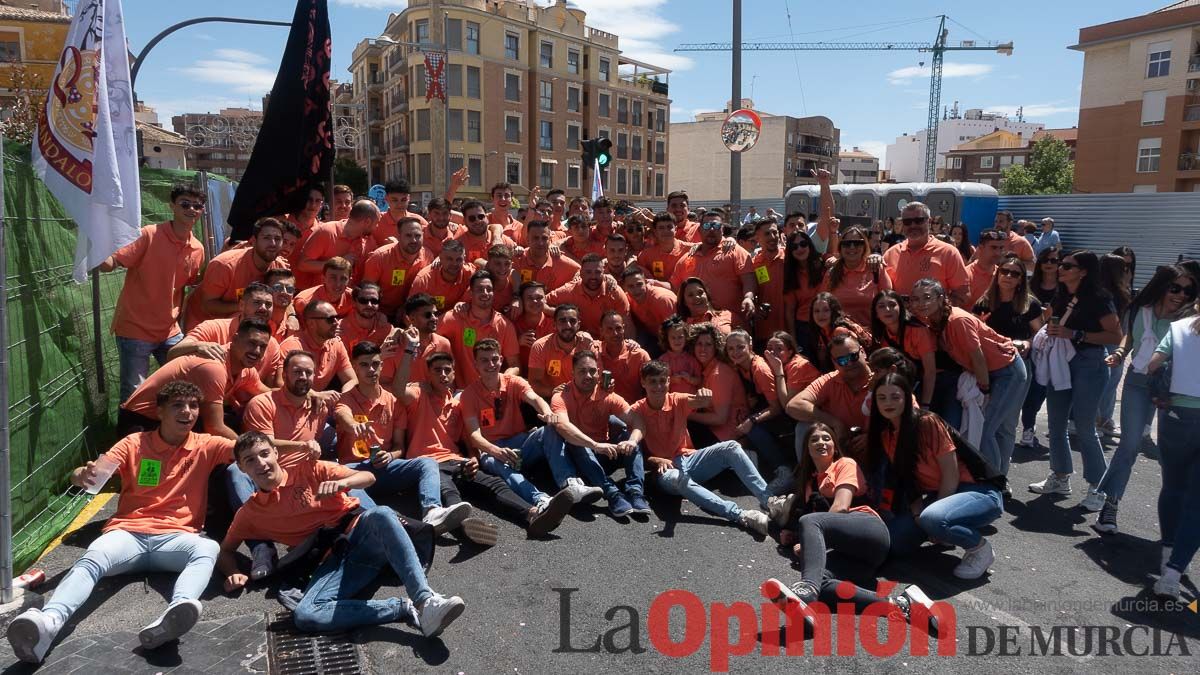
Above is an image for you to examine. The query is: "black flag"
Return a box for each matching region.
[226,0,332,242]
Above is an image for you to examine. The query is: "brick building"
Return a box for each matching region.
[942,128,1078,187]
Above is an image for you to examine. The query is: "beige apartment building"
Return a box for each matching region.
[348,0,671,203]
[837,147,879,184]
[171,108,263,181]
[1072,0,1200,192]
[668,102,839,200]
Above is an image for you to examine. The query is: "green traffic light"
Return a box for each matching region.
[597,154,610,167]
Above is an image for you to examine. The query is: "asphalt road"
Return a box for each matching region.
[1,410,1197,674]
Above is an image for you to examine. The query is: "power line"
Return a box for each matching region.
[782,0,807,115]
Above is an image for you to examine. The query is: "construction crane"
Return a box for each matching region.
[675,15,1013,182]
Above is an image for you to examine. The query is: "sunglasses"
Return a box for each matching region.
[177,200,205,211]
[1058,262,1080,271]
[1042,258,1060,265]
[833,350,861,367]
[271,283,296,295]
[839,240,866,249]
[356,297,381,305]
[466,213,488,221]
[998,268,1024,279]
[1168,283,1198,299]
[700,221,722,230]
[901,217,927,226]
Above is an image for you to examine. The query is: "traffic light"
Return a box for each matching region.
[581,138,612,168]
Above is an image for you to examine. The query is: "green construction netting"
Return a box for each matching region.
[2,140,227,573]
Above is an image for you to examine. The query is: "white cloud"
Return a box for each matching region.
[175,50,276,95]
[887,62,993,85]
[194,33,216,41]
[553,0,693,71]
[983,102,1078,119]
[211,48,269,64]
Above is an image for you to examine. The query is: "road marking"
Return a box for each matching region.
[35,493,114,563]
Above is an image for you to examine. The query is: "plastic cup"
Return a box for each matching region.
[85,455,120,495]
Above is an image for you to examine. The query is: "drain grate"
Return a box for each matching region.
[266,611,365,675]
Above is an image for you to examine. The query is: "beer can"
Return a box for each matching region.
[14,569,45,590]
[602,370,613,389]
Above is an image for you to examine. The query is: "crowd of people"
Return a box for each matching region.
[7,166,1199,664]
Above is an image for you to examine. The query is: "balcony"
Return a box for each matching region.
[1187,105,1200,122]
[1179,152,1200,171]
[367,74,386,91]
[796,144,834,157]
[1189,56,1200,72]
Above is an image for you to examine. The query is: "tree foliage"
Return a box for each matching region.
[333,155,368,195]
[0,66,41,146]
[1000,135,1074,195]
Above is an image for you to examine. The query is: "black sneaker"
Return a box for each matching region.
[527,490,574,537]
[1091,499,1118,535]
[626,492,652,515]
[759,578,816,634]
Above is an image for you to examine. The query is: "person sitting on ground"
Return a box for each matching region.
[512,281,555,372]
[620,265,678,352]
[381,293,453,389]
[218,433,466,637]
[762,330,822,410]
[807,292,873,373]
[628,361,772,536]
[591,311,652,404]
[8,382,231,664]
[722,329,793,492]
[553,351,651,519]
[528,304,592,399]
[786,333,875,458]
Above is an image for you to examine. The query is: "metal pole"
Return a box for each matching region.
[1,133,13,602]
[130,17,292,89]
[364,102,373,188]
[91,269,105,392]
[729,0,742,224]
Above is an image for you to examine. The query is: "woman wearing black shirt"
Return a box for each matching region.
[1030,247,1061,306]
[1028,250,1124,511]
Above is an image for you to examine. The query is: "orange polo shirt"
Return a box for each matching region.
[805,457,879,518]
[361,243,431,316]
[965,261,996,305]
[626,284,679,336]
[242,388,330,468]
[111,222,205,343]
[750,248,788,338]
[670,244,751,315]
[637,239,689,283]
[334,387,405,464]
[121,353,262,418]
[403,383,464,463]
[437,309,520,388]
[784,355,822,394]
[592,339,652,404]
[631,393,695,459]
[489,211,523,245]
[186,315,283,382]
[277,331,353,391]
[560,236,606,263]
[512,251,581,289]
[736,355,777,411]
[380,333,453,387]
[940,307,1017,373]
[408,264,474,312]
[422,228,456,258]
[293,284,354,319]
[338,313,393,353]
[546,279,631,334]
[460,373,534,442]
[789,268,826,321]
[676,219,702,243]
[700,359,750,441]
[552,384,630,442]
[373,210,428,248]
[225,461,361,548]
[295,220,371,289]
[454,229,515,265]
[882,415,974,493]
[801,370,870,430]
[882,237,969,297]
[528,334,582,390]
[187,247,287,330]
[514,312,555,371]
[820,260,892,326]
[101,431,234,535]
[1003,230,1035,263]
[685,309,734,335]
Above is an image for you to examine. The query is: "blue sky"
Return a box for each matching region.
[119,0,1169,164]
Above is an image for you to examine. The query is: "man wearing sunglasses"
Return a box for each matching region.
[339,283,394,354]
[265,269,300,339]
[278,300,357,397]
[1033,217,1061,257]
[295,200,380,290]
[669,210,759,328]
[456,200,514,266]
[786,334,874,455]
[881,202,970,308]
[966,229,1009,306]
[98,184,207,402]
[168,282,285,388]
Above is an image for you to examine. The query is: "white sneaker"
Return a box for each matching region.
[953,539,994,579]
[418,592,466,638]
[422,502,473,535]
[767,494,795,527]
[1019,428,1036,447]
[562,477,603,505]
[1079,486,1106,512]
[1028,473,1071,495]
[1154,568,1182,601]
[7,608,58,664]
[138,599,202,650]
[739,509,770,536]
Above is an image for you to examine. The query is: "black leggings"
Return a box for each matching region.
[798,511,891,611]
[438,460,532,521]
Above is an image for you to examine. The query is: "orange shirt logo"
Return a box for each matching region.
[755,265,770,284]
[547,359,561,378]
[235,287,245,301]
[652,260,664,278]
[434,295,446,308]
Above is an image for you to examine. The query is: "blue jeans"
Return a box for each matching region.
[566,416,645,499]
[479,426,572,505]
[981,357,1028,476]
[653,441,770,522]
[742,421,790,476]
[917,484,1003,549]
[347,456,440,511]
[293,506,433,633]
[1158,407,1200,574]
[1096,375,1160,501]
[116,333,184,403]
[44,530,218,627]
[1046,347,1110,485]
[1098,345,1120,423]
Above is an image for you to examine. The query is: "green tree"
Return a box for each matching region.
[999,135,1074,195]
[333,156,368,195]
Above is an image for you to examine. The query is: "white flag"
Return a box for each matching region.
[33,0,141,283]
[590,158,604,202]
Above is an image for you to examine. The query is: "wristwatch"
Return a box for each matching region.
[1072,329,1085,343]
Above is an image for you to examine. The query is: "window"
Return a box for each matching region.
[446,19,462,50]
[617,98,628,124]
[632,101,642,126]
[415,20,429,45]
[598,128,610,140]
[468,156,483,185]
[417,153,432,184]
[567,124,580,149]
[446,64,463,97]
[566,49,581,75]
[1147,41,1171,78]
[1137,137,1161,172]
[467,111,481,143]
[466,22,480,55]
[505,73,520,101]
[617,132,628,159]
[415,64,426,98]
[540,41,554,69]
[505,115,521,143]
[1142,89,1167,125]
[632,134,642,161]
[655,140,665,165]
[506,158,522,184]
[568,164,581,189]
[448,109,464,141]
[539,161,555,188]
[505,32,519,60]
[1013,155,1025,166]
[416,109,430,141]
[448,155,464,177]
[949,157,962,169]
[567,86,581,113]
[466,66,481,98]
[1132,184,1158,193]
[540,120,553,150]
[598,93,610,117]
[599,57,610,81]
[1000,155,1013,167]
[0,35,19,62]
[980,155,994,169]
[617,167,627,194]
[978,177,993,186]
[540,80,553,111]
[654,173,664,196]
[631,169,641,195]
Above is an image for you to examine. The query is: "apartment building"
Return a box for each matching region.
[171,108,263,181]
[943,128,1077,187]
[1072,0,1200,192]
[885,105,1044,182]
[349,0,671,203]
[0,0,69,111]
[837,147,880,184]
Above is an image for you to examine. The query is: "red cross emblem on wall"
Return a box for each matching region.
[424,51,447,102]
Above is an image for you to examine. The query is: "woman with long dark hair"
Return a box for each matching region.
[949,223,974,264]
[676,277,733,334]
[688,322,747,448]
[1028,250,1124,511]
[1092,264,1197,535]
[762,331,822,409]
[867,373,1003,578]
[783,230,827,352]
[808,292,872,373]
[1095,250,1136,437]
[821,226,892,326]
[871,290,937,407]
